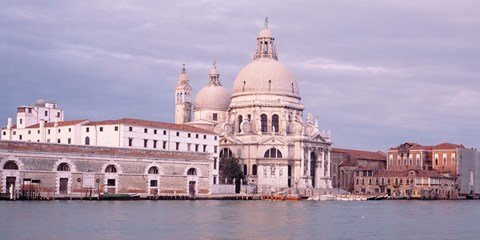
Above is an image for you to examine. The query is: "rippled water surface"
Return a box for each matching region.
[1,200,479,240]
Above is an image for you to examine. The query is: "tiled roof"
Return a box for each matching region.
[332,148,386,161]
[433,143,464,150]
[85,118,214,134]
[0,141,209,161]
[26,119,89,128]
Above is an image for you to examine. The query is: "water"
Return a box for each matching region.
[0,200,478,240]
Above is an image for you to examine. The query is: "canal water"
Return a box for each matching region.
[1,200,478,240]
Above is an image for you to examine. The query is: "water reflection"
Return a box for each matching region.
[0,200,479,240]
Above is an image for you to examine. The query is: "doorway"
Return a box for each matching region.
[6,177,16,194]
[59,178,68,194]
[189,181,196,198]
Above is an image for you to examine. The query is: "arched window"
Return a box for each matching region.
[261,114,268,133]
[264,148,283,158]
[243,164,247,175]
[85,136,90,145]
[148,166,159,174]
[272,114,279,132]
[187,168,197,176]
[57,163,70,171]
[252,164,257,175]
[3,161,18,170]
[105,165,117,173]
[238,115,243,133]
[220,148,233,159]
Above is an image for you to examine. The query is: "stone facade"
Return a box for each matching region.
[185,21,333,192]
[0,141,212,198]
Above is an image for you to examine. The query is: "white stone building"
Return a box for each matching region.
[176,21,333,192]
[1,102,221,186]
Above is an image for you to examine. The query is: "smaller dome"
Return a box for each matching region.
[258,28,273,39]
[194,85,231,111]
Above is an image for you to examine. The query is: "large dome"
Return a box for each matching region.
[231,58,300,97]
[194,85,231,111]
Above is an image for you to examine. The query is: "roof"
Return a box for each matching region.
[0,141,209,161]
[332,148,386,161]
[389,142,463,152]
[433,143,464,150]
[27,119,89,128]
[85,118,215,134]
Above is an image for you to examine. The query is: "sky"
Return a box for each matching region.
[0,0,479,151]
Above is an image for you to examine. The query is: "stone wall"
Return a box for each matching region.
[0,141,212,197]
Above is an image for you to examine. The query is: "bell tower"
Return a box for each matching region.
[175,64,192,124]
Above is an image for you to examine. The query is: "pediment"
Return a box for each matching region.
[259,136,287,145]
[219,136,243,145]
[308,132,327,143]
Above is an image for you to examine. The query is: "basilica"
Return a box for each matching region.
[175,21,333,191]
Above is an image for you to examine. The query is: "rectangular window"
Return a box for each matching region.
[153,140,157,149]
[57,139,61,144]
[163,141,167,149]
[56,112,60,118]
[144,128,148,133]
[128,138,133,147]
[176,142,180,150]
[19,135,22,140]
[188,133,191,138]
[214,157,217,170]
[203,145,207,152]
[86,127,89,133]
[45,110,48,117]
[204,135,206,139]
[196,134,199,138]
[58,129,61,133]
[154,129,157,134]
[150,180,158,187]
[37,130,40,134]
[47,129,50,135]
[214,136,217,140]
[28,130,31,135]
[144,139,148,148]
[115,126,119,131]
[19,118,23,124]
[99,127,103,132]
[214,146,218,153]
[195,144,199,152]
[107,179,116,186]
[68,138,71,144]
[2,132,5,136]
[213,177,217,185]
[163,130,167,135]
[176,132,180,137]
[213,113,218,121]
[129,127,133,132]
[69,128,71,132]
[187,144,191,151]
[28,108,32,113]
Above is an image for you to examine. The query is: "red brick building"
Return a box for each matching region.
[387,142,462,177]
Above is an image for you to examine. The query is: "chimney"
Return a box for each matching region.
[7,117,12,130]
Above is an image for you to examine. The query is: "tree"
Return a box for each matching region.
[219,156,244,184]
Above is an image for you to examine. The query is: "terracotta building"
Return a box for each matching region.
[330,148,386,192]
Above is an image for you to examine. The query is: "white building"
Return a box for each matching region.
[178,20,333,192]
[1,103,221,185]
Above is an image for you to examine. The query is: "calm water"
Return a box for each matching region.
[1,200,479,240]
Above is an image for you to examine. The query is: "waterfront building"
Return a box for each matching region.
[184,20,333,192]
[1,101,220,195]
[0,141,212,197]
[330,148,386,192]
[352,142,480,198]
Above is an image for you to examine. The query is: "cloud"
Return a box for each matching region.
[0,0,479,152]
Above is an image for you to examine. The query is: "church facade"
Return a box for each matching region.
[175,21,333,192]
